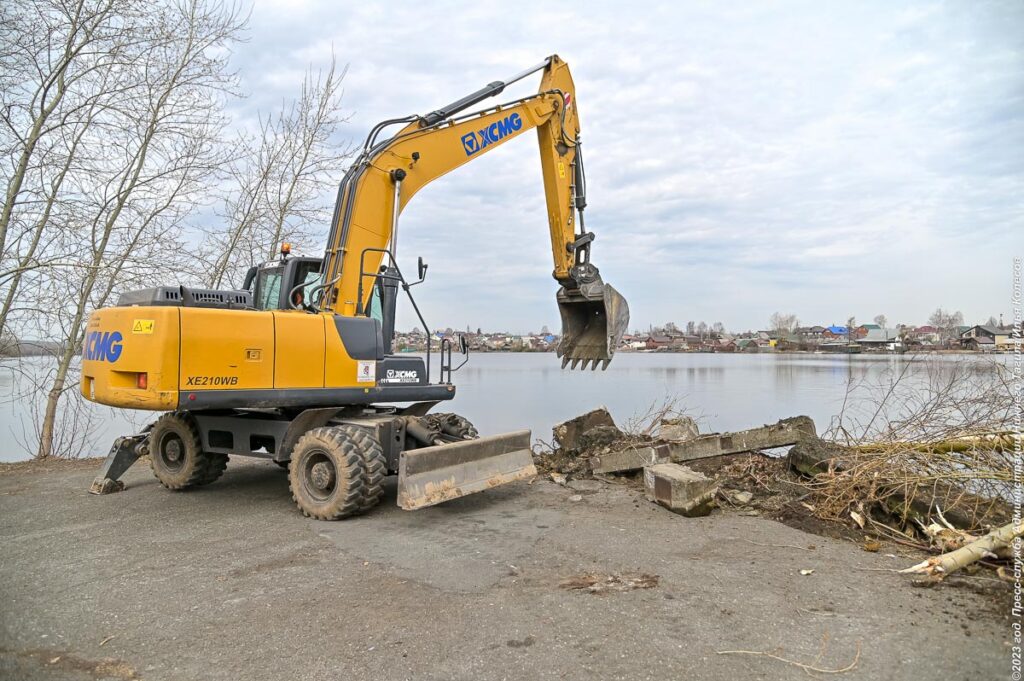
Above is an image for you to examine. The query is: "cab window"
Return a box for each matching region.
[254,266,282,310]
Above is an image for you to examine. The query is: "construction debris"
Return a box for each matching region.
[657,416,699,442]
[539,403,1014,588]
[591,443,669,475]
[540,412,817,477]
[664,416,817,465]
[643,464,718,517]
[552,407,618,450]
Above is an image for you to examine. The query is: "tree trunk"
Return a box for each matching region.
[901,520,1024,577]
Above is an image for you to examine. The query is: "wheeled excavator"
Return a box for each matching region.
[83,55,629,519]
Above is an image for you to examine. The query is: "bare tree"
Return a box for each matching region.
[873,314,887,328]
[928,308,964,341]
[202,57,351,289]
[768,312,798,334]
[0,0,139,336]
[25,0,245,458]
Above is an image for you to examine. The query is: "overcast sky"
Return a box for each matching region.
[228,0,1022,333]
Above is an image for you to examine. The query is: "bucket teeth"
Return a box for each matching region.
[561,356,570,369]
[601,358,610,370]
[590,359,600,371]
[571,358,581,370]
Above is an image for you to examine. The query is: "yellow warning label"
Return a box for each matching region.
[558,162,566,179]
[132,319,154,334]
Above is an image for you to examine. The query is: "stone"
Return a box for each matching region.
[787,437,847,477]
[643,463,719,517]
[553,408,618,450]
[731,490,753,505]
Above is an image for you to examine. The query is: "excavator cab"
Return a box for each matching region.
[244,253,323,311]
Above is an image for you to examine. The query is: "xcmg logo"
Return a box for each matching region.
[84,331,123,363]
[460,112,522,156]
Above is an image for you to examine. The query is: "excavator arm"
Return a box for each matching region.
[320,55,628,369]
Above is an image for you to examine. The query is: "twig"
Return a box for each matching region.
[716,640,861,675]
[740,538,815,552]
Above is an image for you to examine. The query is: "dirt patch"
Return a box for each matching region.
[559,572,660,594]
[0,647,139,679]
[0,457,104,477]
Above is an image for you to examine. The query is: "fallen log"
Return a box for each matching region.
[900,520,1023,578]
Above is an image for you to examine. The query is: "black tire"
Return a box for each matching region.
[196,452,229,485]
[149,412,215,490]
[288,427,366,520]
[425,413,479,440]
[335,425,386,513]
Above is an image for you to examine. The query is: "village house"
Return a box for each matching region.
[822,325,848,339]
[960,325,1012,351]
[645,335,673,350]
[857,328,903,351]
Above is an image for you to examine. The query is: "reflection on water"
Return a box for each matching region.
[0,352,1006,462]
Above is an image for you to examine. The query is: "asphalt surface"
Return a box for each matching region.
[0,458,1011,680]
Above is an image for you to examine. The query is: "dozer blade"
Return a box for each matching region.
[556,281,630,370]
[397,430,536,511]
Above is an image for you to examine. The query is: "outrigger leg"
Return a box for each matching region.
[89,430,151,495]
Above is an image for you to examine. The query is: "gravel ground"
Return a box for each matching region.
[0,457,1011,680]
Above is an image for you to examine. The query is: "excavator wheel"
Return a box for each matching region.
[288,427,366,520]
[196,452,229,486]
[334,425,386,513]
[425,413,479,440]
[149,412,220,490]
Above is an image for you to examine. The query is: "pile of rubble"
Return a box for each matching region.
[535,407,1019,584]
[535,407,817,517]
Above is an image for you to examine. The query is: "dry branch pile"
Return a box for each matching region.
[789,356,1017,580]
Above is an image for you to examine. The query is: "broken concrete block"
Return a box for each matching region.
[658,416,699,442]
[643,463,718,517]
[666,416,818,464]
[576,425,624,451]
[787,438,847,477]
[553,407,618,450]
[591,443,669,475]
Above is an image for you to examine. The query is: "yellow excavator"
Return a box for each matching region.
[82,55,629,519]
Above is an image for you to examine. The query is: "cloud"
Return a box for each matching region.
[216,0,1023,332]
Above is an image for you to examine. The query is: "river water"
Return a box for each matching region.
[0,352,1003,462]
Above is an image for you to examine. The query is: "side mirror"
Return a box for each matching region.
[418,256,428,281]
[242,265,258,291]
[459,334,469,354]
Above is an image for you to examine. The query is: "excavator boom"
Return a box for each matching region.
[319,55,628,367]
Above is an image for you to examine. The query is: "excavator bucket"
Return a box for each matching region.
[397,430,536,510]
[556,281,630,370]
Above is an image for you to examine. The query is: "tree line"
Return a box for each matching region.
[0,0,350,457]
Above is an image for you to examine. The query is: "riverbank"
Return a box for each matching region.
[0,457,1010,680]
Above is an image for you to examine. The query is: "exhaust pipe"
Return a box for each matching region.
[555,267,629,371]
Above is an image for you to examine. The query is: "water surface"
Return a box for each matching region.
[0,352,1001,461]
